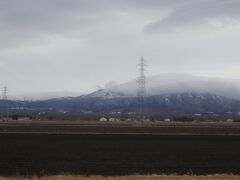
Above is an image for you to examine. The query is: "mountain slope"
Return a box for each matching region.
[3,74,240,116]
[102,73,240,100]
[2,92,240,116]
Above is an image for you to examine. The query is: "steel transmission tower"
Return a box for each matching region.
[3,85,7,100]
[2,85,8,118]
[137,56,147,120]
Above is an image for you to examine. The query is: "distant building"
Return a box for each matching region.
[18,117,31,121]
[99,117,108,122]
[143,118,150,122]
[12,115,32,121]
[226,119,234,122]
[109,118,115,122]
[164,118,171,122]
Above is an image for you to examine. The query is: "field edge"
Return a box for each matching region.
[1,174,240,180]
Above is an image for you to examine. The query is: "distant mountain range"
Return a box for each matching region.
[3,74,240,116]
[10,91,82,101]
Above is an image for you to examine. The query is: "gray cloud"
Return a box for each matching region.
[146,0,240,32]
[0,0,240,98]
[0,0,106,49]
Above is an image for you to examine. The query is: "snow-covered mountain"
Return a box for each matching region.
[5,92,240,116]
[9,73,240,101]
[4,73,240,116]
[83,89,127,99]
[89,73,240,100]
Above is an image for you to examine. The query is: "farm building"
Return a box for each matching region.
[99,117,108,122]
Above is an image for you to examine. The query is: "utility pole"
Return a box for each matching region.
[137,56,147,120]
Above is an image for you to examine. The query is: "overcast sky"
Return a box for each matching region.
[1,0,240,96]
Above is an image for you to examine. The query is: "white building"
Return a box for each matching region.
[99,117,108,122]
[164,118,171,122]
[109,118,115,122]
[226,119,234,122]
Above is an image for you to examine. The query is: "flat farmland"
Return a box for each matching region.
[0,121,240,176]
[0,121,240,135]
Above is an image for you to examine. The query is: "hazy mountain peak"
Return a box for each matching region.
[100,73,240,100]
[84,89,127,99]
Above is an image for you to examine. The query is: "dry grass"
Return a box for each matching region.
[0,175,240,180]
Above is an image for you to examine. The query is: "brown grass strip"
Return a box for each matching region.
[1,174,240,180]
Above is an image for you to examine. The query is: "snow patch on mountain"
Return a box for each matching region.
[83,89,127,99]
[94,73,240,100]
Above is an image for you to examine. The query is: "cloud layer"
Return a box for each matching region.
[146,0,240,32]
[0,0,240,98]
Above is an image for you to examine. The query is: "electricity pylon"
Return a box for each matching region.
[137,56,147,120]
[3,85,7,100]
[2,85,8,119]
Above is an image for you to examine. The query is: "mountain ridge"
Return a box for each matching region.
[2,92,240,116]
[3,74,240,116]
[102,74,240,100]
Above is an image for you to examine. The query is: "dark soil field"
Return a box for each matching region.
[0,121,240,176]
[0,121,240,135]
